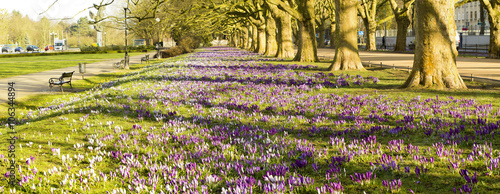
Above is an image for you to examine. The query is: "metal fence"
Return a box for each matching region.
[373,43,489,58]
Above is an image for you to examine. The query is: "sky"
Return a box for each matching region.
[2,0,116,22]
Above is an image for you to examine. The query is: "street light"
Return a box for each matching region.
[50,31,57,50]
[156,18,161,59]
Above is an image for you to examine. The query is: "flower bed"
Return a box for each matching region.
[3,47,500,193]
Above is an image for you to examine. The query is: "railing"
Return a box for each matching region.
[372,43,489,57]
[457,44,489,58]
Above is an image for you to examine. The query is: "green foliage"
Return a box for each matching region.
[80,45,156,52]
[70,17,94,37]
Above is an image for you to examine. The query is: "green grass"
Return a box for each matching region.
[0,53,144,79]
[1,51,500,193]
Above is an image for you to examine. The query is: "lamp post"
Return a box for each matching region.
[50,32,57,50]
[156,18,161,59]
[124,7,130,69]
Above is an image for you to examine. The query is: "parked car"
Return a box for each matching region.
[45,45,53,51]
[2,46,14,53]
[26,45,39,52]
[15,47,25,52]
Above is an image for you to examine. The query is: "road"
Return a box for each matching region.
[315,48,500,82]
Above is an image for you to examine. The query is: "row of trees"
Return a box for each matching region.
[215,0,499,89]
[0,9,126,48]
[43,0,498,89]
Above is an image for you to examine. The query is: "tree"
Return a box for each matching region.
[267,0,319,62]
[478,0,500,58]
[246,1,267,54]
[402,0,466,89]
[264,10,278,56]
[0,9,9,44]
[266,2,295,58]
[389,0,414,52]
[357,0,394,51]
[315,0,330,48]
[479,2,486,35]
[324,0,336,48]
[329,0,364,70]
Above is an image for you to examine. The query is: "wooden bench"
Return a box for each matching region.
[49,71,74,92]
[141,54,150,64]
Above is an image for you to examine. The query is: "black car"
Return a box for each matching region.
[26,45,39,52]
[15,47,25,52]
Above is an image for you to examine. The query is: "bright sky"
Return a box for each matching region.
[2,0,113,22]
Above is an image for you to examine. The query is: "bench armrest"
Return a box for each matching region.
[49,78,58,84]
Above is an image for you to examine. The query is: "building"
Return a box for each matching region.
[455,1,490,35]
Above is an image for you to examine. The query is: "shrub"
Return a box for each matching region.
[81,46,102,52]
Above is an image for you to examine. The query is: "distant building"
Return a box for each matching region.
[455,1,489,35]
[134,39,146,46]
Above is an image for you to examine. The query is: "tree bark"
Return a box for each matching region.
[480,4,485,35]
[276,14,295,58]
[389,0,414,52]
[293,0,319,62]
[329,0,364,71]
[479,0,500,58]
[229,33,236,47]
[318,22,326,48]
[251,24,258,51]
[364,19,377,51]
[394,14,411,51]
[265,14,278,56]
[489,17,500,58]
[268,3,295,58]
[242,26,249,49]
[256,25,266,53]
[402,0,466,89]
[330,22,336,48]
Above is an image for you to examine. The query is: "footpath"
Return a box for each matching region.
[0,52,156,103]
[316,48,500,83]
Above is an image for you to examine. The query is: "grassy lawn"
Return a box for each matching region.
[1,48,500,193]
[0,53,144,79]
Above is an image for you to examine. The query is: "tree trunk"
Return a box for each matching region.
[251,25,258,51]
[256,25,266,54]
[292,19,299,46]
[276,14,295,58]
[268,3,295,58]
[402,0,466,89]
[364,19,377,51]
[293,0,318,62]
[394,14,410,52]
[265,14,278,56]
[242,27,249,49]
[329,0,364,70]
[489,17,500,58]
[330,22,336,48]
[318,21,326,48]
[480,4,486,35]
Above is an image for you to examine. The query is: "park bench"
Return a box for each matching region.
[49,71,74,93]
[113,59,125,69]
[113,56,130,69]
[141,54,150,64]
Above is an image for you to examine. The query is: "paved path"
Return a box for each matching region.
[315,48,500,82]
[0,52,156,103]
